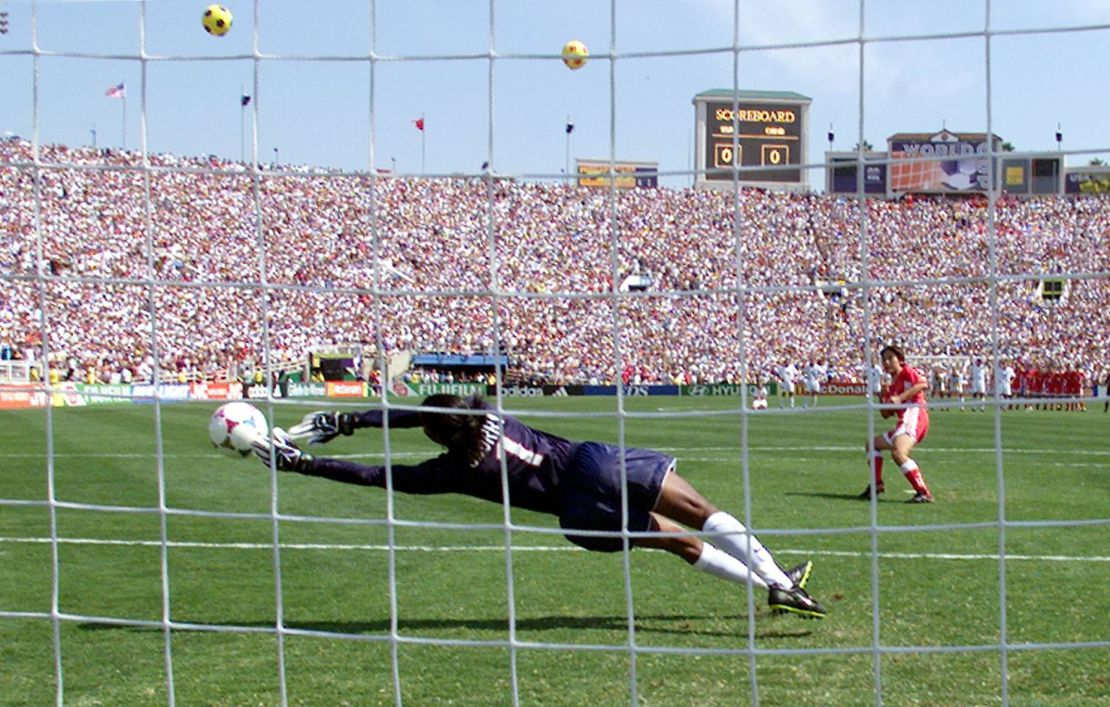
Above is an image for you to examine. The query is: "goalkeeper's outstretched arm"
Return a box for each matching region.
[252,428,457,494]
[288,407,424,444]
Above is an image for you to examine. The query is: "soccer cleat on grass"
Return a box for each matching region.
[907,492,934,503]
[768,586,827,619]
[858,482,885,499]
[785,560,813,590]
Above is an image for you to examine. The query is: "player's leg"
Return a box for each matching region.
[561,442,803,590]
[652,472,795,590]
[638,514,766,589]
[638,514,821,617]
[890,434,932,502]
[859,432,890,498]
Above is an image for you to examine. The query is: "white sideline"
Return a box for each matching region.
[0,535,1107,563]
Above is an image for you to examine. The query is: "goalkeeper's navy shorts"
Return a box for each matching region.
[558,442,674,552]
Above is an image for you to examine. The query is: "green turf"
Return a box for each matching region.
[1,397,1107,705]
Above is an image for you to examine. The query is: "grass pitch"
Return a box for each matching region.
[1,396,1108,705]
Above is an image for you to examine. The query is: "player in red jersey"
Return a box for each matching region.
[1065,369,1084,411]
[859,345,934,503]
[1025,366,1042,410]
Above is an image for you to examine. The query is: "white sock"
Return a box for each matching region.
[692,542,768,590]
[702,511,793,589]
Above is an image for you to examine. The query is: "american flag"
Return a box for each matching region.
[105,82,126,99]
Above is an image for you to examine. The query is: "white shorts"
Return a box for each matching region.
[883,406,929,445]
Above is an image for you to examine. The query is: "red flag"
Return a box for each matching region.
[105,82,126,99]
[413,118,424,131]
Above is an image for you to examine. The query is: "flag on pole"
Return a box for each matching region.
[413,117,425,131]
[241,95,251,107]
[105,82,126,99]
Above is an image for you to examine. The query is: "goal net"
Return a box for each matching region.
[1,1,1107,705]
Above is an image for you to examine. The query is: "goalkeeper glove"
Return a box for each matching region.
[287,410,356,445]
[251,428,315,473]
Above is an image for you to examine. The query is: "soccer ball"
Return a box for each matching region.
[208,402,268,457]
[202,4,233,36]
[562,40,589,70]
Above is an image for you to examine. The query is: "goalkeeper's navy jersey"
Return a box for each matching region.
[301,401,675,552]
[306,404,580,515]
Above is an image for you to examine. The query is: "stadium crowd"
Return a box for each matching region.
[1,139,1107,388]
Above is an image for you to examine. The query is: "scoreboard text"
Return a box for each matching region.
[705,101,802,183]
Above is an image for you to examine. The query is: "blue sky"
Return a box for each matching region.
[1,0,1108,187]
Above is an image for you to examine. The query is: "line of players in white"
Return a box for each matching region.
[754,357,1016,410]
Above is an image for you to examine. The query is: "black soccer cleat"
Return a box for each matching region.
[768,586,827,619]
[785,560,813,590]
[858,482,885,499]
[907,492,934,504]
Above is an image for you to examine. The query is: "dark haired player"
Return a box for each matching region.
[252,394,826,619]
[859,345,934,503]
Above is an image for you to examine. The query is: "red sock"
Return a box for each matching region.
[901,461,930,496]
[870,452,884,485]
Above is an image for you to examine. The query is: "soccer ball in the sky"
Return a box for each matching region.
[202,4,233,36]
[562,40,589,70]
[208,402,268,457]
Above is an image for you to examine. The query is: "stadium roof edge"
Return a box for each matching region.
[694,89,812,102]
[888,131,1003,141]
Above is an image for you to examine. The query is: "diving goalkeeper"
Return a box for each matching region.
[252,394,827,619]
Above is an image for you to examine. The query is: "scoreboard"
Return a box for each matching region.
[693,89,811,190]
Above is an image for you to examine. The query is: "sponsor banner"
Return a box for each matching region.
[583,385,679,396]
[390,382,487,398]
[287,382,327,398]
[682,384,745,396]
[888,132,999,193]
[582,385,617,396]
[131,383,191,403]
[1,383,135,408]
[189,381,244,401]
[492,386,545,398]
[0,384,47,409]
[246,385,286,400]
[542,385,581,397]
[824,380,867,396]
[680,383,779,397]
[326,381,367,398]
[80,384,132,403]
[577,161,658,189]
[74,383,133,405]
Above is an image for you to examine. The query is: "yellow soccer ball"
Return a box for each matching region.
[202,4,233,37]
[561,40,589,70]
